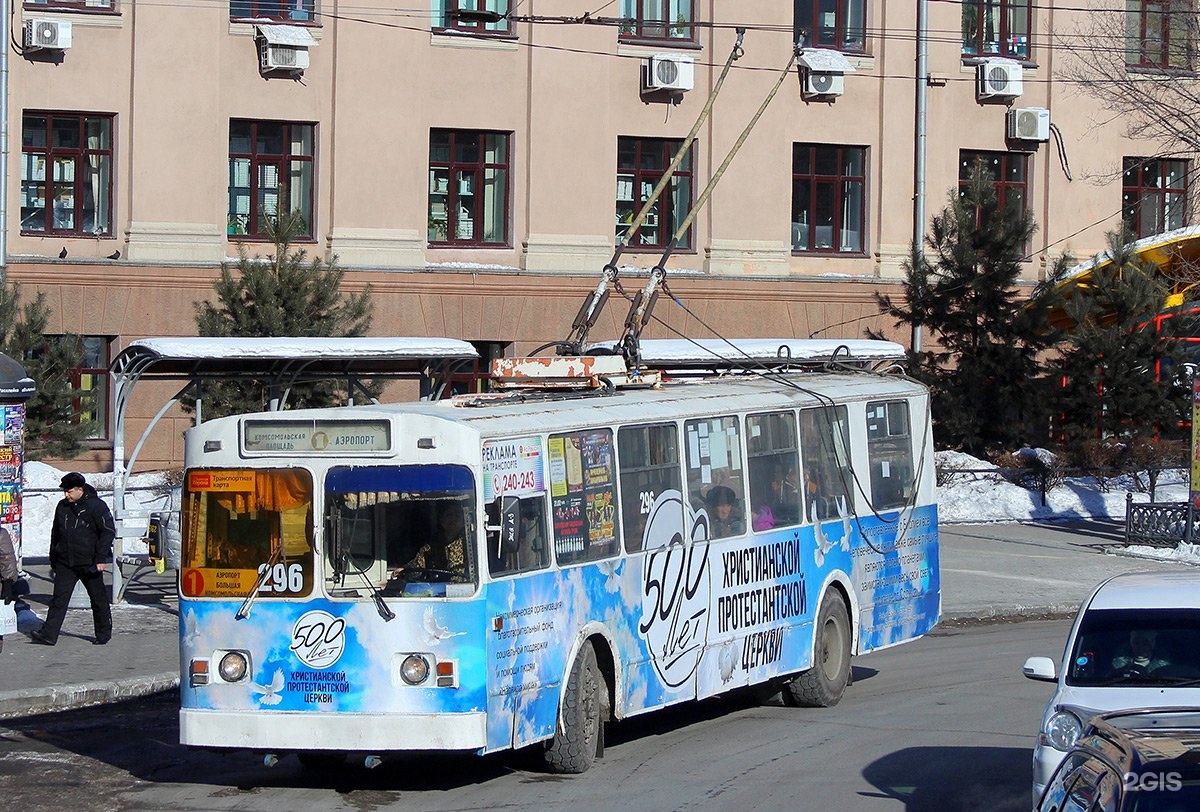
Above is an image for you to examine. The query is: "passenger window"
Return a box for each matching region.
[548,429,620,565]
[487,494,550,577]
[799,406,852,522]
[684,416,745,540]
[866,400,914,511]
[746,411,801,532]
[618,423,681,552]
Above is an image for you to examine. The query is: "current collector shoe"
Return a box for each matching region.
[30,629,56,646]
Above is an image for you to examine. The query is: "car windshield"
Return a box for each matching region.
[1067,609,1200,687]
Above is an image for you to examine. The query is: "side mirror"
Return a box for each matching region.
[1023,655,1058,683]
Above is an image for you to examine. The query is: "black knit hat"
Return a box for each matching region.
[59,472,87,491]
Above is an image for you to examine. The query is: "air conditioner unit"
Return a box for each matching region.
[802,70,845,99]
[644,54,695,92]
[977,58,1023,99]
[1007,107,1050,141]
[260,43,310,73]
[23,19,72,51]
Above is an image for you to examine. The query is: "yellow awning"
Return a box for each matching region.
[1047,226,1200,330]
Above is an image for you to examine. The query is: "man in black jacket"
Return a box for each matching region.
[31,472,115,646]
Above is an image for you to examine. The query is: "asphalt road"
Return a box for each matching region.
[0,618,1069,812]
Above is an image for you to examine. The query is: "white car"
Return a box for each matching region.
[1023,570,1200,806]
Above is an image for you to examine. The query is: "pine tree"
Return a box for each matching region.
[191,209,376,420]
[0,279,89,459]
[1051,229,1188,450]
[875,164,1063,455]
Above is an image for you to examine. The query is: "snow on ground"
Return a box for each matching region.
[18,462,176,560]
[15,452,1198,565]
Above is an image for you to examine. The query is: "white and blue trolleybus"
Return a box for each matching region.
[178,338,940,772]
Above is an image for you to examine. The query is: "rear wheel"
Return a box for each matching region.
[786,590,851,707]
[544,640,606,774]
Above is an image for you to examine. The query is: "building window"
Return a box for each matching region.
[794,0,866,53]
[619,0,695,43]
[791,144,865,254]
[74,336,111,440]
[959,150,1028,212]
[428,130,510,246]
[20,113,113,237]
[616,137,694,250]
[1125,1,1194,70]
[228,120,315,239]
[961,0,1031,60]
[432,0,511,34]
[229,0,315,22]
[24,0,115,9]
[1123,157,1189,238]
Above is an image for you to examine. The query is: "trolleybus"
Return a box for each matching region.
[178,339,940,772]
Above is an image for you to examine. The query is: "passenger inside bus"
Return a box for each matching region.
[705,485,744,539]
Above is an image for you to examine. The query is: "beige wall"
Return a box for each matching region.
[6,1,1170,472]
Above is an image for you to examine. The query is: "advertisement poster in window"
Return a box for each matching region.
[549,430,618,562]
[482,437,544,502]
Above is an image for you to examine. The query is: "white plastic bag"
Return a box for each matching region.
[0,601,16,635]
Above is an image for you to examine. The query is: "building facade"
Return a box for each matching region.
[4,0,1185,471]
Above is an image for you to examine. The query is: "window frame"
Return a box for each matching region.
[432,0,513,36]
[794,0,867,54]
[548,429,621,566]
[616,136,695,252]
[73,335,111,442]
[1122,156,1190,238]
[227,119,316,241]
[228,0,316,23]
[746,411,803,532]
[959,149,1029,213]
[1126,0,1195,70]
[684,415,746,540]
[617,423,682,553]
[791,143,867,255]
[23,0,117,12]
[961,0,1032,61]
[865,400,914,512]
[619,0,696,45]
[20,111,115,238]
[428,129,511,247]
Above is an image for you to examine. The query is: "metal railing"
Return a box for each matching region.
[1124,493,1194,548]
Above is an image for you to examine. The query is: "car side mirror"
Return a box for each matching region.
[495,495,520,553]
[1023,655,1057,682]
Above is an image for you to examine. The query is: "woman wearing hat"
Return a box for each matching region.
[30,472,115,646]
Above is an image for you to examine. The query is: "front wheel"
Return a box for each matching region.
[785,590,851,708]
[544,640,606,774]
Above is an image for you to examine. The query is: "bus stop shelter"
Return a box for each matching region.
[105,336,479,600]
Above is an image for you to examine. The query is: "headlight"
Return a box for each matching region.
[218,651,249,683]
[400,654,431,685]
[1045,710,1082,751]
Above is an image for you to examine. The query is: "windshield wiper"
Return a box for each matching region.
[236,542,285,620]
[329,512,395,622]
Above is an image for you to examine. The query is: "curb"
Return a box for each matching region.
[0,672,179,721]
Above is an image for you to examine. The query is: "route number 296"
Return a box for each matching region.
[257,562,304,593]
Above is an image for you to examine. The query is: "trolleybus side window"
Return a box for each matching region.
[487,493,550,576]
[617,422,682,552]
[548,428,620,565]
[324,465,477,598]
[799,406,852,522]
[866,400,914,511]
[182,468,314,598]
[684,416,746,539]
[747,410,802,532]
